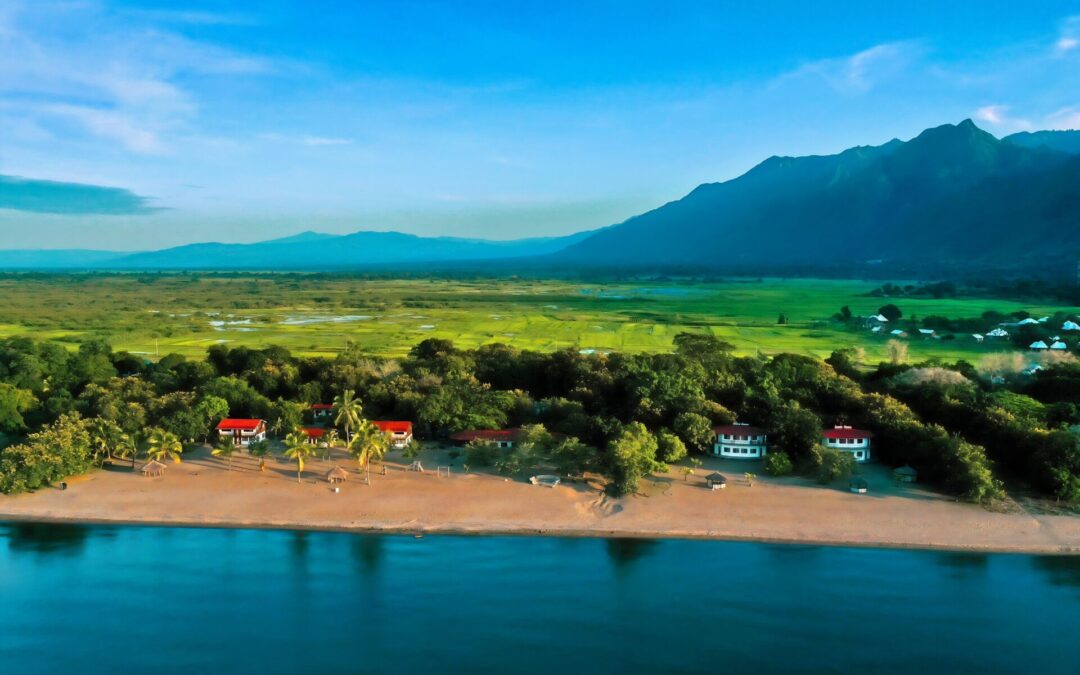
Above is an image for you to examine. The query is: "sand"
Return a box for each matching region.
[2,445,1078,553]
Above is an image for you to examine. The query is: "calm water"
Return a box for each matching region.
[1,523,1078,674]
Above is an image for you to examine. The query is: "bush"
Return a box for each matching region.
[763,450,794,476]
[464,439,499,467]
[815,447,854,484]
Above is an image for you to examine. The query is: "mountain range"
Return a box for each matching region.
[1,121,1078,277]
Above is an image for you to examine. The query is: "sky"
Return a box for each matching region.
[0,0,1079,250]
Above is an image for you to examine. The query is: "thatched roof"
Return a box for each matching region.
[893,465,918,476]
[327,466,349,481]
[705,472,726,483]
[140,460,167,476]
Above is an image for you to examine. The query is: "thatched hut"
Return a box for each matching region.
[327,466,349,484]
[706,472,727,490]
[140,460,167,477]
[849,476,869,494]
[893,465,918,483]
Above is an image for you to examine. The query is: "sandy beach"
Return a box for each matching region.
[2,445,1078,553]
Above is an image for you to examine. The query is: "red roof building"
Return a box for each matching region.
[372,421,414,447]
[216,418,267,446]
[311,403,334,419]
[822,425,873,462]
[712,423,768,459]
[303,427,326,443]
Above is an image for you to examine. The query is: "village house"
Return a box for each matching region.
[1063,320,1080,332]
[712,423,768,459]
[822,425,873,462]
[216,418,267,447]
[311,403,334,421]
[450,429,520,449]
[987,328,1009,338]
[373,421,414,448]
[1030,340,1049,351]
[303,427,326,445]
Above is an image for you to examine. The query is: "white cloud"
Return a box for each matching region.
[1045,106,1080,130]
[0,2,270,155]
[974,104,1032,132]
[1054,16,1079,55]
[1057,36,1079,54]
[302,136,353,147]
[781,41,921,94]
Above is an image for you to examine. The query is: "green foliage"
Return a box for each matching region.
[763,450,794,476]
[673,412,715,454]
[0,383,35,434]
[464,439,499,467]
[607,422,663,497]
[815,448,855,484]
[0,413,93,493]
[656,429,687,463]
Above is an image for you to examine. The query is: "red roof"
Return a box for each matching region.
[311,403,334,410]
[713,424,766,437]
[217,418,264,431]
[303,427,326,438]
[450,429,519,443]
[822,426,873,440]
[373,421,413,434]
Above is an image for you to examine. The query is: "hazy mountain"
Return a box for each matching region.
[554,120,1080,276]
[107,229,594,270]
[1003,129,1080,154]
[0,249,126,269]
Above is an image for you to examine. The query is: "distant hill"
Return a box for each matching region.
[0,249,125,269]
[1003,129,1080,154]
[554,120,1080,277]
[105,229,594,270]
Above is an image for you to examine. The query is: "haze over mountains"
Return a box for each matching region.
[1,121,1078,276]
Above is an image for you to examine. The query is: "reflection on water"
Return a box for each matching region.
[1,523,1078,675]
[2,521,91,555]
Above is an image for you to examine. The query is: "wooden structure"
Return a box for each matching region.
[327,466,349,484]
[849,476,869,494]
[706,472,727,490]
[140,460,167,477]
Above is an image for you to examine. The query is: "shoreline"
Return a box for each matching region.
[3,511,1079,555]
[3,445,1078,556]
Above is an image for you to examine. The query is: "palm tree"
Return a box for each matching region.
[248,439,271,472]
[116,432,142,469]
[282,427,314,484]
[146,428,183,464]
[89,418,122,467]
[212,435,237,471]
[349,420,390,481]
[323,428,341,462]
[333,390,363,444]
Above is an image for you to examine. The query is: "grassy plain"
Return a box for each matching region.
[0,274,1074,362]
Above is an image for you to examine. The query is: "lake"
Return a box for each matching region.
[1,522,1078,674]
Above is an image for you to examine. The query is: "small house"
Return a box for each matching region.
[987,328,1009,338]
[972,333,984,343]
[706,472,727,490]
[311,403,334,421]
[1018,318,1039,326]
[140,459,167,477]
[712,423,767,459]
[1050,341,1067,350]
[893,465,918,483]
[849,476,869,494]
[216,418,267,447]
[303,427,326,445]
[918,328,937,339]
[327,466,349,484]
[822,425,873,462]
[890,329,907,337]
[1062,321,1080,332]
[450,429,520,449]
[372,421,414,448]
[1030,341,1049,351]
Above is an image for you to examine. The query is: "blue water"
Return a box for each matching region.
[1,523,1078,674]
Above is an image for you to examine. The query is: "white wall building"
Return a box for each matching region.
[822,425,873,462]
[712,423,768,459]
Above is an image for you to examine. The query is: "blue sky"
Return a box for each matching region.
[1,0,1078,250]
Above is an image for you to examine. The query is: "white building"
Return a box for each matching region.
[822,425,873,462]
[1030,341,1049,350]
[972,333,985,343]
[987,328,1009,338]
[1063,321,1080,332]
[1050,341,1067,350]
[216,418,268,446]
[712,423,768,459]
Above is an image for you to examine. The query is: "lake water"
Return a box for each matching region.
[1,523,1078,674]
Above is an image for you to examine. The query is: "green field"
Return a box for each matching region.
[0,274,1074,362]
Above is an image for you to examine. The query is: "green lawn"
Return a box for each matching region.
[0,274,1073,362]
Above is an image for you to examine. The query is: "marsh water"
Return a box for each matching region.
[1,522,1078,674]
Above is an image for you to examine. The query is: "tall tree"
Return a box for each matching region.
[348,419,390,479]
[333,389,363,444]
[89,417,123,467]
[212,434,237,472]
[248,439,272,472]
[283,427,314,484]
